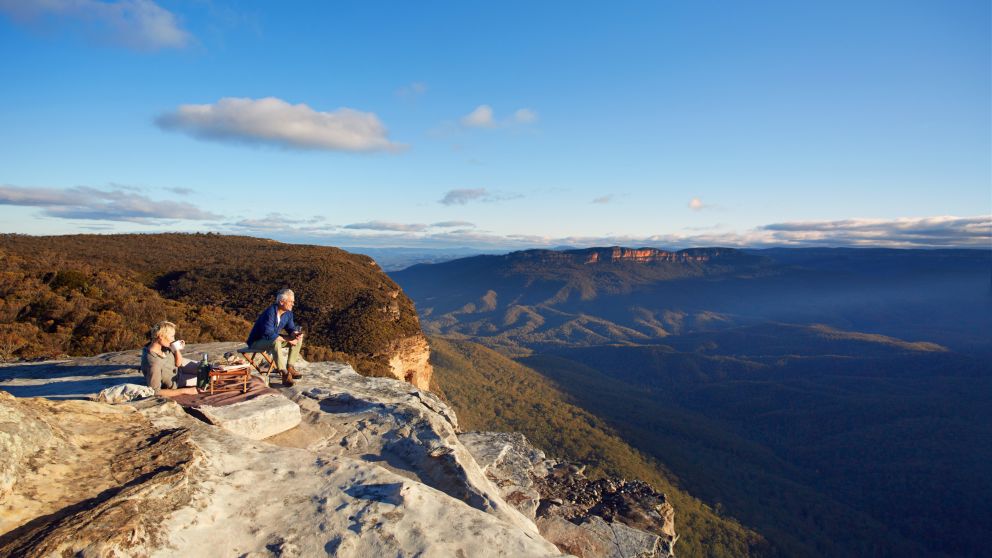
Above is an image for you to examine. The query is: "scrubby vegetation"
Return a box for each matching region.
[0,248,249,359]
[0,234,423,376]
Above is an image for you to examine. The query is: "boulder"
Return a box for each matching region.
[196,393,302,440]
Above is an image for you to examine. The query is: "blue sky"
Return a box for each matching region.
[0,0,989,249]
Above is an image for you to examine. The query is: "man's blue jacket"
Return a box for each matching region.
[246,304,297,346]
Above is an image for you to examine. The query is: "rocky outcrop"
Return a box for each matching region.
[0,347,676,557]
[460,431,677,558]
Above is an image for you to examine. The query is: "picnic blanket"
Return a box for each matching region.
[171,376,279,408]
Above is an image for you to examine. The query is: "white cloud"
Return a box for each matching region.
[514,108,538,124]
[0,0,191,50]
[0,184,219,223]
[689,197,706,211]
[460,105,495,128]
[156,97,405,153]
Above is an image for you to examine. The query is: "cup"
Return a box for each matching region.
[170,339,186,351]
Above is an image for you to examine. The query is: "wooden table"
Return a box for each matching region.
[206,364,251,394]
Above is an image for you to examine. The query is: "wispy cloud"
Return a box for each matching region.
[458,105,538,129]
[0,184,219,223]
[760,216,991,247]
[432,221,476,228]
[437,188,521,206]
[344,221,429,232]
[0,0,192,50]
[439,188,486,205]
[220,215,990,250]
[396,81,428,99]
[689,197,707,211]
[592,195,614,204]
[168,186,194,195]
[513,108,538,124]
[156,97,405,153]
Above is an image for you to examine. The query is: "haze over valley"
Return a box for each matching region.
[392,246,992,556]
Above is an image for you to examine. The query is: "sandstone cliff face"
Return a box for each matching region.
[0,346,676,557]
[385,334,433,390]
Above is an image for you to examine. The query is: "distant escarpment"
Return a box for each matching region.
[516,247,757,266]
[391,246,773,353]
[394,246,771,311]
[0,234,431,388]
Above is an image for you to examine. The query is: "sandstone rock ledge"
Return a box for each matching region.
[0,352,675,557]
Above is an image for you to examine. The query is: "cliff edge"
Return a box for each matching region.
[0,345,675,557]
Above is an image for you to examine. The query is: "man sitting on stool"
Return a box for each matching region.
[246,288,304,386]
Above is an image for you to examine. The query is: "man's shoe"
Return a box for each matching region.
[280,369,295,387]
[287,365,302,379]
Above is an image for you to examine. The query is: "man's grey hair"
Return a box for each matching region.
[276,289,295,304]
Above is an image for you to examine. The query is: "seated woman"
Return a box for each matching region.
[141,321,198,397]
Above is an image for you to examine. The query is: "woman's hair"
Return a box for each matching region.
[149,321,177,342]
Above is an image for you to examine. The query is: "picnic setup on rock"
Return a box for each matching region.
[123,288,312,439]
[142,288,305,400]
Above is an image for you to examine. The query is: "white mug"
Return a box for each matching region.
[170,339,186,351]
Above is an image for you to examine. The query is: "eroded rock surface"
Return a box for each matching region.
[0,391,198,552]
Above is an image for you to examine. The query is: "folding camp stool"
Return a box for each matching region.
[238,346,278,385]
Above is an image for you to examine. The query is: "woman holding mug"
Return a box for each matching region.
[141,321,198,397]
